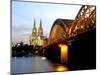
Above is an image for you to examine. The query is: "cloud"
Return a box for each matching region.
[12,25,32,33]
[12,25,32,44]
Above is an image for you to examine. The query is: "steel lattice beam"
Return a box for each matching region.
[44,5,96,48]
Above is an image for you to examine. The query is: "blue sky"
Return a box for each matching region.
[12,1,81,44]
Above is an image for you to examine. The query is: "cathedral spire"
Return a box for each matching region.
[33,18,36,28]
[32,18,37,36]
[40,19,42,29]
[38,19,43,36]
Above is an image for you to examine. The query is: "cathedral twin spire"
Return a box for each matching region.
[32,19,37,36]
[32,18,43,36]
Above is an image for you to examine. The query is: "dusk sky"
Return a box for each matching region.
[12,1,81,44]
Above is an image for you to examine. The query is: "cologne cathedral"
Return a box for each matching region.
[29,19,47,47]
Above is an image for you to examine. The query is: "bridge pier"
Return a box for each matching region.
[44,42,69,64]
[59,44,68,64]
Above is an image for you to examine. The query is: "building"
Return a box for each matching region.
[29,19,47,47]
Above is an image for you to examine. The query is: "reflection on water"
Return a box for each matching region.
[41,56,47,60]
[11,56,69,74]
[55,65,69,72]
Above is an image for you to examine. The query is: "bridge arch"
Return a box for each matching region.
[48,19,73,45]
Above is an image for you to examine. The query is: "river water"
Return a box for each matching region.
[11,56,69,74]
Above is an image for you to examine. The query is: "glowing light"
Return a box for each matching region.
[35,51,38,54]
[41,57,46,60]
[59,44,68,63]
[55,65,68,72]
[17,43,20,47]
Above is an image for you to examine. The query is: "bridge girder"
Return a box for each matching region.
[68,5,96,37]
[44,5,96,48]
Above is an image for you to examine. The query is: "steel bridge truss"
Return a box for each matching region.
[45,5,96,47]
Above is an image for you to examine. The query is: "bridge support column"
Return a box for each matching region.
[59,44,68,64]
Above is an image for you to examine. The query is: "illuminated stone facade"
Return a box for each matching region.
[29,19,47,47]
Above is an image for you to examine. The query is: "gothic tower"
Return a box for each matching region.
[32,19,37,36]
[38,19,43,36]
[29,18,47,47]
[29,18,37,46]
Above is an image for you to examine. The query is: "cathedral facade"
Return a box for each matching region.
[29,19,47,47]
